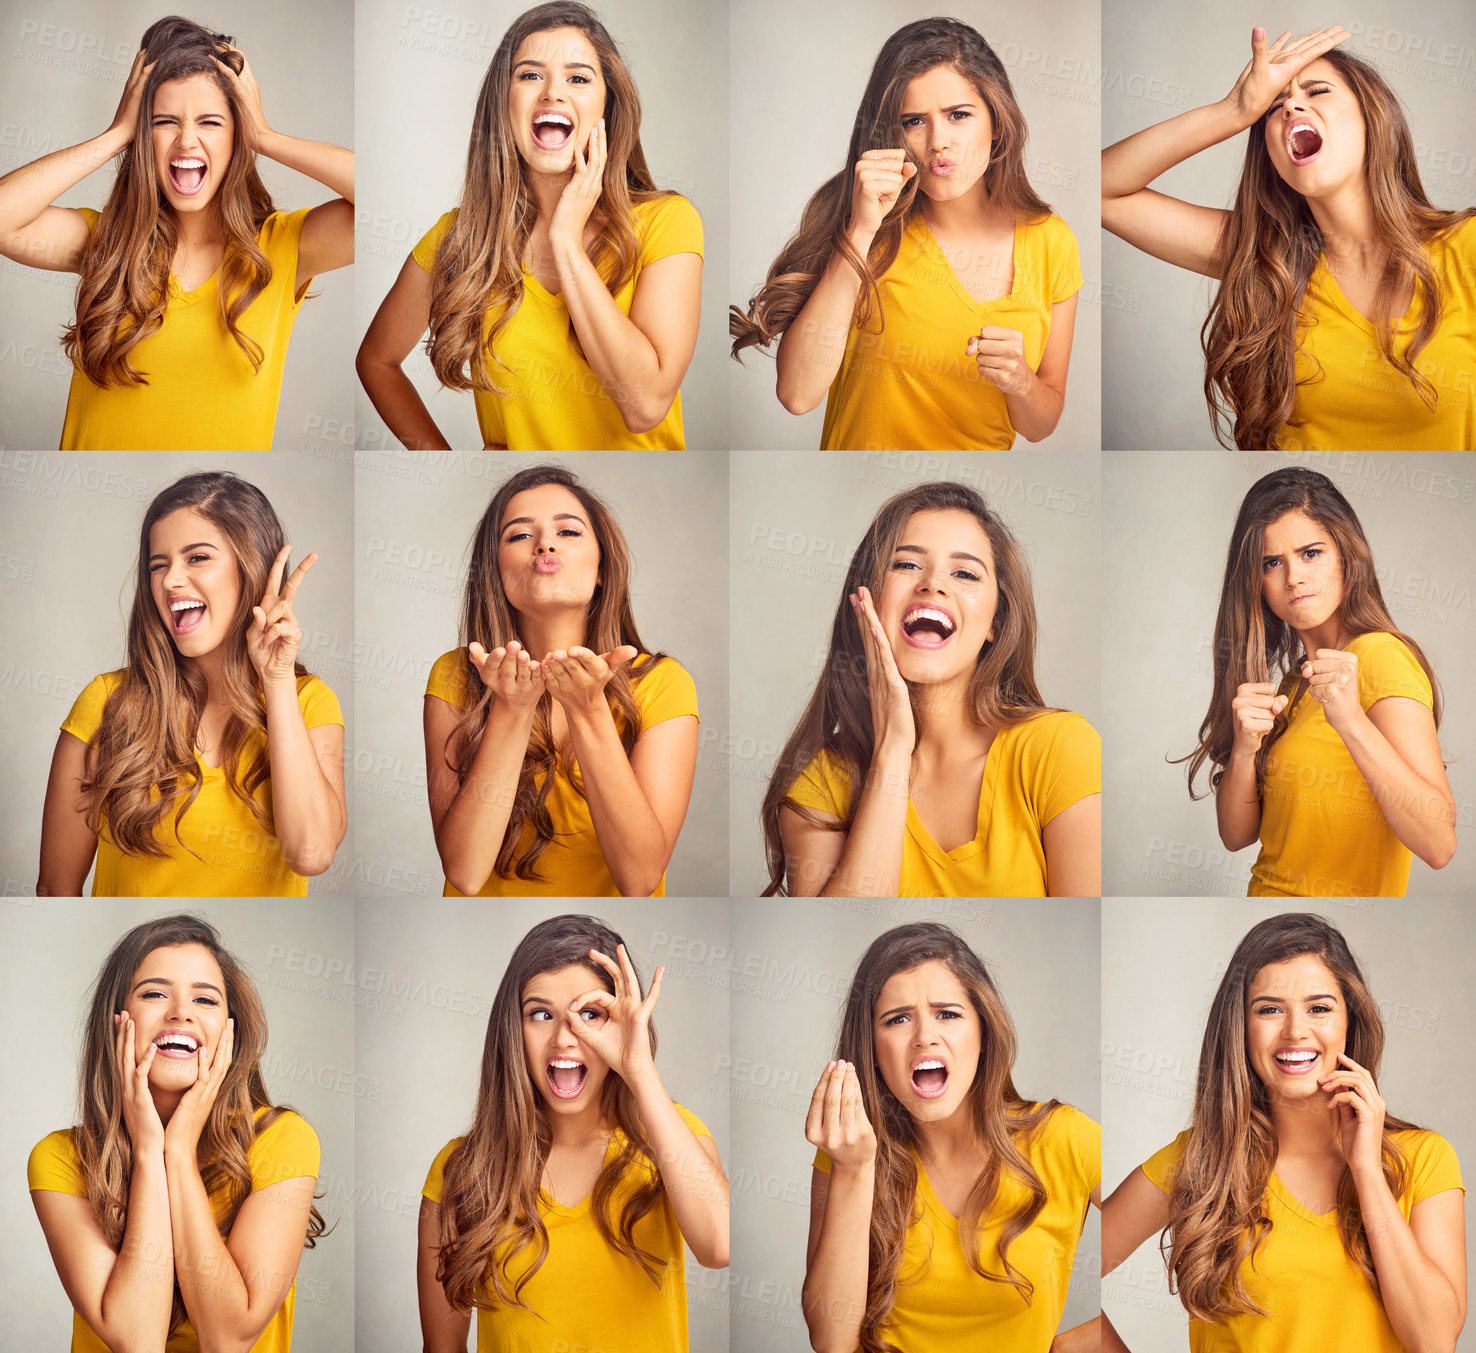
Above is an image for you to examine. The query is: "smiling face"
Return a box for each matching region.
[1259,509,1345,638]
[507,25,606,174]
[876,508,999,687]
[150,74,235,213]
[148,506,242,659]
[521,964,610,1114]
[1245,954,1348,1102]
[900,65,993,202]
[873,960,982,1124]
[124,943,228,1090]
[1263,58,1366,197]
[497,482,602,618]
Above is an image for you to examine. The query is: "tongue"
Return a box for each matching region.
[533,123,571,150]
[1291,128,1321,160]
[172,164,206,191]
[175,606,204,634]
[551,1064,584,1094]
[913,1067,947,1093]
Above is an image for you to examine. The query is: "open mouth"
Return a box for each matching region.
[1274,1049,1320,1075]
[168,157,207,195]
[153,1032,202,1059]
[171,599,207,635]
[546,1058,588,1099]
[1286,122,1323,166]
[901,605,956,649]
[911,1059,949,1098]
[532,112,573,151]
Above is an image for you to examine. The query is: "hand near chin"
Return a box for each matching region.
[249,545,316,686]
[212,45,273,141]
[164,1019,234,1160]
[564,944,662,1086]
[549,117,606,253]
[1301,647,1359,730]
[850,585,914,756]
[1319,1051,1386,1181]
[966,326,1031,397]
[114,1011,166,1155]
[468,639,544,712]
[805,1061,877,1171]
[1225,25,1349,127]
[541,643,637,716]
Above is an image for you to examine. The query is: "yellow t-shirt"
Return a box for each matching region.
[423,1103,711,1353]
[819,211,1082,450]
[425,649,698,896]
[411,195,703,450]
[816,1103,1099,1349]
[1141,1127,1463,1352]
[28,1107,320,1353]
[60,207,315,450]
[1251,633,1434,898]
[785,710,1100,897]
[61,670,344,897]
[1278,216,1475,450]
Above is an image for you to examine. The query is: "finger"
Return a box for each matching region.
[587,947,623,994]
[265,544,291,601]
[280,552,318,604]
[822,1058,846,1125]
[605,644,637,673]
[615,943,644,1002]
[640,964,664,1017]
[840,1063,860,1132]
[569,987,616,1014]
[138,1038,158,1078]
[806,1063,837,1139]
[468,640,490,670]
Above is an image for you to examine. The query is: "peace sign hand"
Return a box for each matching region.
[1225,25,1349,129]
[248,545,316,685]
[563,944,663,1087]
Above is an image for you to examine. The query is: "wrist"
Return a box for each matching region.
[1216,95,1257,136]
[845,223,877,257]
[624,1062,665,1099]
[830,1156,877,1181]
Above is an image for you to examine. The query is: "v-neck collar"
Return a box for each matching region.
[916,213,1020,310]
[1312,253,1419,335]
[904,736,1001,869]
[539,1130,617,1214]
[1268,1169,1337,1225]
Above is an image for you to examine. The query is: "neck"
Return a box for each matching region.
[922,185,1007,235]
[1306,182,1383,262]
[527,168,571,225]
[546,1101,608,1147]
[150,1085,183,1125]
[513,608,590,660]
[912,1101,984,1168]
[911,675,982,752]
[189,646,228,701]
[172,203,225,249]
[1268,1092,1345,1157]
[1294,614,1353,659]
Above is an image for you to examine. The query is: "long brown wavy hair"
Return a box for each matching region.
[762,481,1053,895]
[730,16,1051,357]
[434,914,667,1310]
[444,465,666,882]
[1161,912,1417,1319]
[1176,467,1440,800]
[75,914,326,1338]
[425,2,672,392]
[63,16,277,388]
[1203,49,1476,448]
[830,923,1063,1353]
[82,471,310,856]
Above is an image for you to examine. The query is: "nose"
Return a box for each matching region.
[1280,92,1308,118]
[162,556,189,592]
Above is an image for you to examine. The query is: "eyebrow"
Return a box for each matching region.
[148,541,218,562]
[877,1000,966,1020]
[1250,991,1339,1003]
[501,513,588,532]
[513,58,596,73]
[1262,539,1326,558]
[894,543,989,572]
[901,102,976,116]
[132,977,224,997]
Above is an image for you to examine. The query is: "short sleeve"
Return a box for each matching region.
[250,1110,321,1189]
[785,751,852,822]
[60,672,120,745]
[1354,634,1433,711]
[77,206,101,234]
[1407,1132,1464,1204]
[1027,712,1101,826]
[425,648,473,710]
[412,211,458,274]
[673,1102,712,1140]
[1060,1105,1101,1194]
[423,1137,465,1204]
[1044,215,1083,304]
[1140,1130,1190,1194]
[632,656,699,727]
[299,675,344,730]
[638,196,704,266]
[28,1130,85,1195]
[260,207,313,275]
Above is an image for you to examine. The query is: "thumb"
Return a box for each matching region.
[1272,694,1288,714]
[901,161,917,179]
[1251,25,1266,52]
[606,645,638,672]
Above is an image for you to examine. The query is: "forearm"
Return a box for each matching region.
[802,1163,875,1353]
[263,680,343,876]
[821,746,910,897]
[1102,99,1248,201]
[0,127,126,233]
[96,1150,174,1353]
[1003,368,1065,442]
[1213,748,1262,850]
[626,1069,728,1267]
[552,237,671,433]
[565,705,672,896]
[256,129,354,202]
[1052,1316,1101,1352]
[1354,1168,1462,1352]
[1331,709,1457,868]
[435,701,535,895]
[356,353,453,451]
[774,227,872,415]
[165,1149,253,1353]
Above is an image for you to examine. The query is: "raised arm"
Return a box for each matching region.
[38,730,99,896]
[357,254,455,452]
[417,1199,471,1353]
[1215,682,1288,851]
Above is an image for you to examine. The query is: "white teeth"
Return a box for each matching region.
[170,600,205,612]
[156,1034,200,1050]
[1276,1050,1318,1062]
[170,158,206,168]
[549,1058,584,1068]
[914,1059,945,1071]
[903,606,955,633]
[533,113,572,127]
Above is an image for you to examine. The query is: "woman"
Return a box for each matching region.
[37,470,347,896]
[805,921,1098,1352]
[0,16,354,450]
[358,1,703,451]
[1102,26,1475,449]
[731,16,1081,450]
[418,913,727,1351]
[424,464,698,896]
[1177,467,1455,896]
[763,480,1099,897]
[28,913,327,1352]
[1101,911,1465,1351]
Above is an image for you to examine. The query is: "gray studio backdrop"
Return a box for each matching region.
[0,898,355,1353]
[729,897,1101,1350]
[1103,898,1476,1350]
[1102,451,1476,898]
[354,0,729,449]
[729,450,1101,896]
[352,449,729,897]
[1103,0,1476,449]
[0,448,355,896]
[730,0,1101,451]
[0,0,355,451]
[353,898,731,1351]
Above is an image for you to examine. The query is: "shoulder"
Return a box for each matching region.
[1140,1128,1193,1192]
[1393,1128,1463,1197]
[423,1135,468,1203]
[1348,631,1433,706]
[1347,630,1419,665]
[294,672,344,727]
[27,1128,83,1193]
[62,670,126,742]
[1001,709,1100,758]
[630,654,698,720]
[425,647,473,709]
[1019,1102,1099,1174]
[1430,213,1476,261]
[258,207,314,251]
[632,194,703,259]
[785,748,851,819]
[412,210,460,271]
[249,1107,321,1186]
[1021,212,1079,250]
[78,206,101,234]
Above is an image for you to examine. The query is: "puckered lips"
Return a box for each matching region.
[531,109,574,152]
[1285,119,1324,167]
[546,1056,588,1099]
[928,157,956,178]
[534,554,563,575]
[153,1030,203,1060]
[900,603,957,650]
[911,1055,950,1099]
[1273,1045,1321,1077]
[169,594,207,636]
[168,156,208,195]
